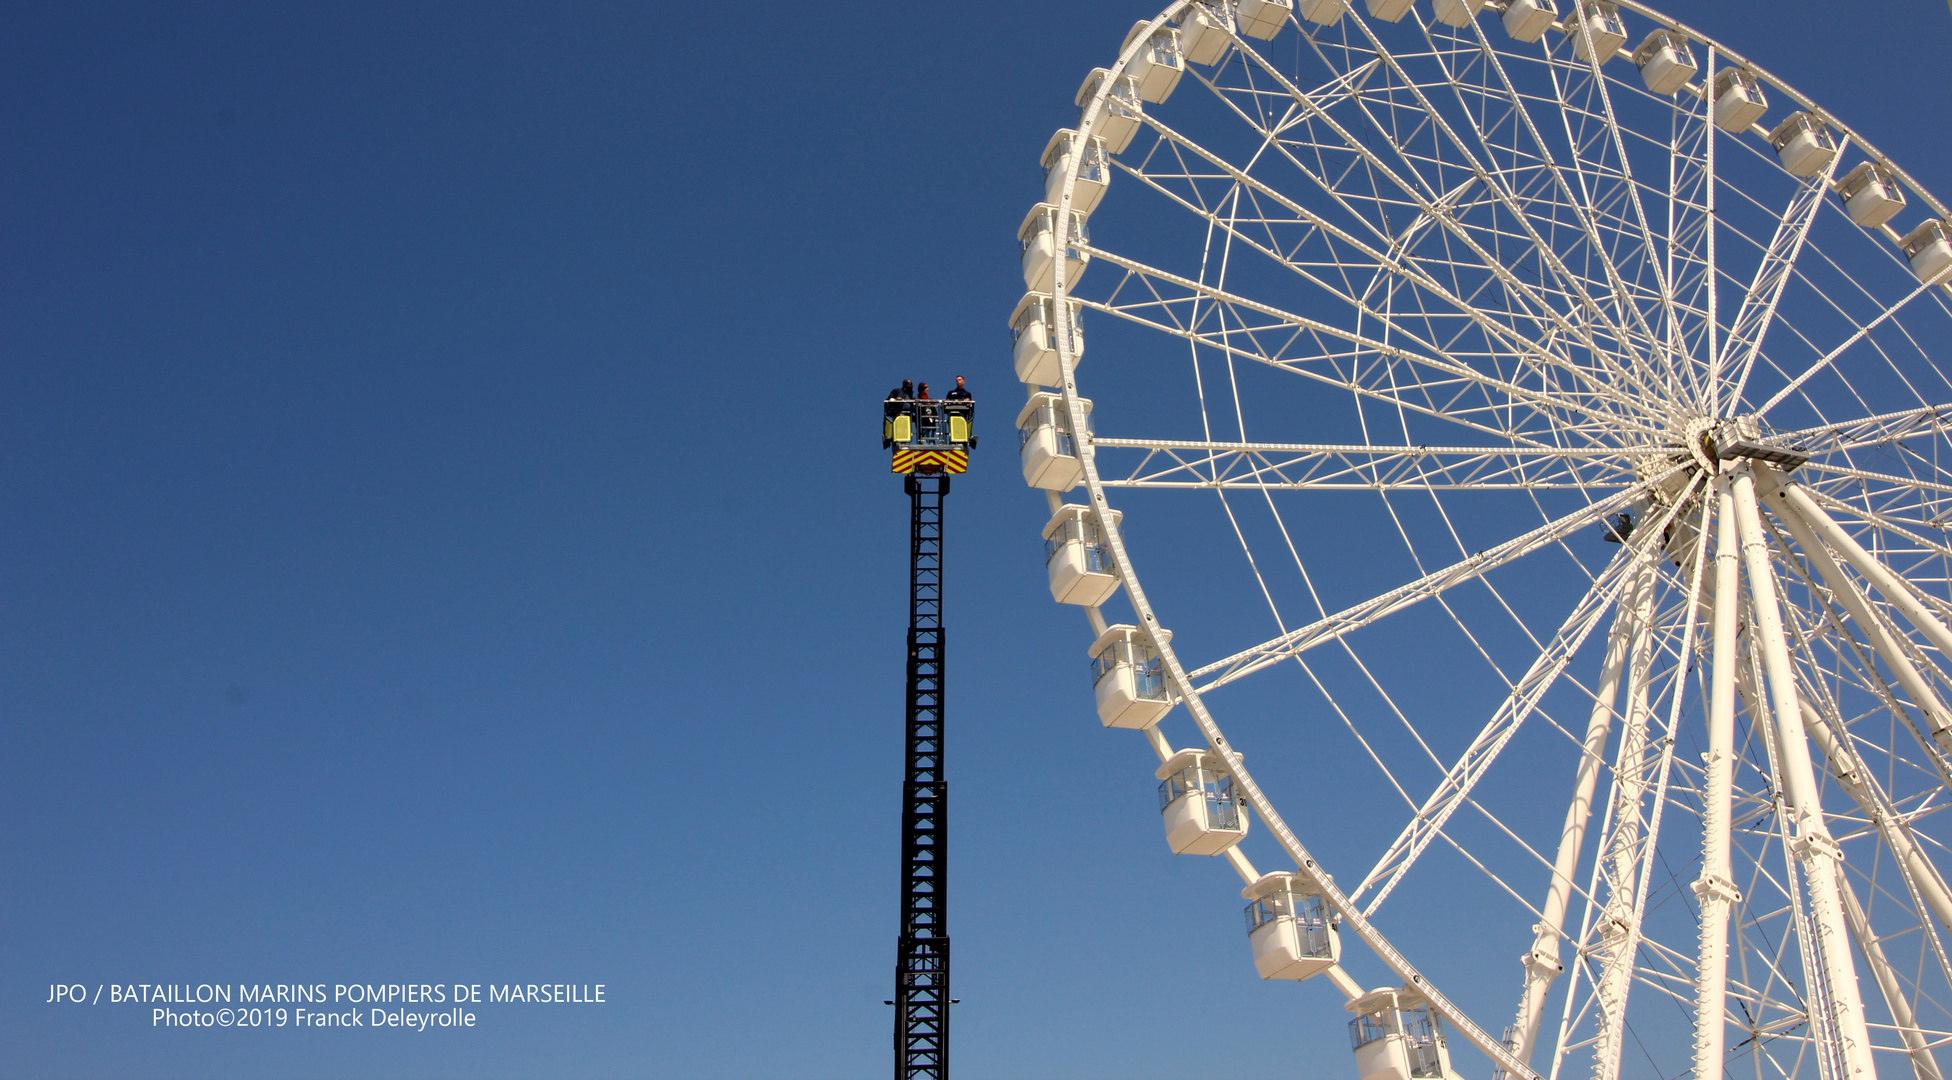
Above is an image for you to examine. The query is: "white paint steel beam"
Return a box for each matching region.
[1730,465,1878,1079]
[1692,472,1742,1080]
[1838,875,1946,1080]
[1763,471,1952,757]
[1509,557,1646,1066]
[1775,478,1952,678]
[1588,553,1663,1080]
[1191,472,1680,689]
[1352,548,1645,916]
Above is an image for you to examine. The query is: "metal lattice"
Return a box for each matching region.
[893,472,950,1080]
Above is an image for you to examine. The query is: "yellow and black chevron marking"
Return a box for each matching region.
[891,448,968,475]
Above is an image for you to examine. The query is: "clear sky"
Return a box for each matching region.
[6,2,1952,1078]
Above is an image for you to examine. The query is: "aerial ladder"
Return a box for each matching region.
[883,389,973,1080]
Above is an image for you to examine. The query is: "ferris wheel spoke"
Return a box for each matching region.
[1082,243,1661,438]
[1126,122,1653,421]
[1775,403,1952,453]
[1541,48,1692,402]
[1086,436,1652,490]
[1799,461,1952,501]
[1188,467,1682,691]
[1464,48,1677,399]
[1349,540,1650,918]
[1083,285,1615,444]
[1182,51,1670,415]
[1404,33,1667,397]
[1716,151,1846,414]
[1752,274,1950,419]
[1303,30,1665,397]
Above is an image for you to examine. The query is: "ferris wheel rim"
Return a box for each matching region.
[1035,2,1952,1076]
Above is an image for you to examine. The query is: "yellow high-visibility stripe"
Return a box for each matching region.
[889,449,969,475]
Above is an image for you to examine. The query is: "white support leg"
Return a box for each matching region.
[1762,470,1952,755]
[1798,695,1952,935]
[1838,871,1947,1080]
[1777,479,1952,685]
[1730,465,1878,1079]
[1509,557,1645,1065]
[1760,474,1952,931]
[1692,473,1741,1080]
[1590,555,1661,1080]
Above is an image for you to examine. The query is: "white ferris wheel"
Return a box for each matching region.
[1013,1,1952,1078]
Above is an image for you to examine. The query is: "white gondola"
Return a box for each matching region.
[1712,67,1768,132]
[1835,161,1907,229]
[1019,203,1090,293]
[1243,872,1340,980]
[1076,68,1145,155]
[1093,624,1163,722]
[1046,504,1122,606]
[1501,0,1555,42]
[1631,29,1696,95]
[1156,749,1248,854]
[1179,1,1235,65]
[1011,292,1085,387]
[1091,624,1172,728]
[1018,392,1092,491]
[1562,1,1626,63]
[1297,0,1346,25]
[1431,0,1485,28]
[1365,0,1416,22]
[1766,112,1837,179]
[1042,129,1109,215]
[1121,22,1185,103]
[1901,219,1952,286]
[1347,987,1456,1080]
[1236,0,1291,39]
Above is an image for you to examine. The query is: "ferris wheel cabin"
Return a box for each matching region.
[1043,129,1110,215]
[1076,68,1144,154]
[1156,748,1249,855]
[1900,219,1952,286]
[1243,871,1341,981]
[1835,161,1908,229]
[1018,392,1092,491]
[1431,0,1486,29]
[1501,0,1557,43]
[1020,203,1091,294]
[1011,291,1086,388]
[1090,623,1171,728]
[1563,1,1627,63]
[1346,987,1457,1080]
[1632,29,1696,95]
[1712,68,1769,132]
[1178,3,1231,62]
[1045,503,1122,606]
[1768,112,1838,179]
[1121,22,1184,103]
[1236,0,1294,38]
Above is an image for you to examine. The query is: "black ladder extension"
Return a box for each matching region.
[893,471,950,1080]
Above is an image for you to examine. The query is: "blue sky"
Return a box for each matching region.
[6,2,1952,1078]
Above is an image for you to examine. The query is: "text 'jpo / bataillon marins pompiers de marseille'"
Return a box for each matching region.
[46,982,604,1029]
